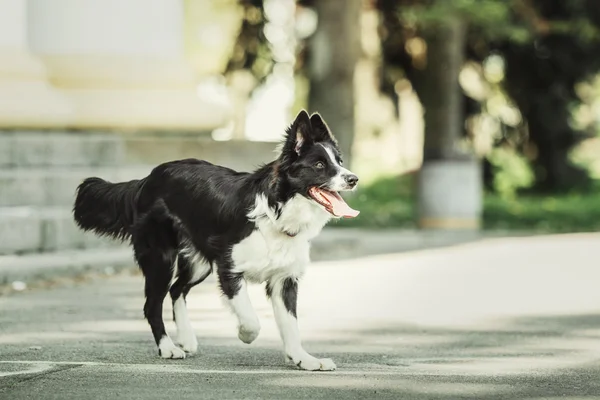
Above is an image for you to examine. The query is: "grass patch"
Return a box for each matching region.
[338,174,600,233]
[483,191,600,232]
[336,174,416,229]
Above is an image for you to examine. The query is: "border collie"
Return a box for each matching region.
[73,110,359,371]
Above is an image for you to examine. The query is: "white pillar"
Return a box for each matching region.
[0,0,241,130]
[0,0,72,126]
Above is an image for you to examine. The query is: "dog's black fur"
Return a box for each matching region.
[73,110,357,367]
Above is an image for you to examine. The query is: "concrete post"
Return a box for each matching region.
[417,159,482,230]
[417,17,482,230]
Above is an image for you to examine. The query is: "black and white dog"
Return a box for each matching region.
[73,110,359,371]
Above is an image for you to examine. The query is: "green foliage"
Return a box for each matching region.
[226,1,273,82]
[402,0,509,23]
[487,147,534,198]
[379,0,600,192]
[483,189,600,232]
[398,0,600,43]
[335,174,416,229]
[399,0,531,42]
[337,173,600,233]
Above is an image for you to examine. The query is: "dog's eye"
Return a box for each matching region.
[338,159,343,166]
[315,161,325,169]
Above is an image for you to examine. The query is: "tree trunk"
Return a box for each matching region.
[502,42,592,193]
[526,100,590,192]
[417,17,483,230]
[420,17,466,162]
[307,0,361,167]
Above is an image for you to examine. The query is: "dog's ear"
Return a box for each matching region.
[283,109,312,157]
[310,113,337,144]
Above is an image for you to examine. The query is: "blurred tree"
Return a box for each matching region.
[378,0,520,229]
[226,0,273,83]
[378,0,600,193]
[497,0,600,192]
[227,0,600,192]
[229,0,361,165]
[303,0,362,167]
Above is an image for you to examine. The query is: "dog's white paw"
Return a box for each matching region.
[238,322,260,344]
[315,358,337,371]
[177,330,198,354]
[158,336,186,359]
[289,353,337,371]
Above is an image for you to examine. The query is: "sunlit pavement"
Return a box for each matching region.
[1,233,600,399]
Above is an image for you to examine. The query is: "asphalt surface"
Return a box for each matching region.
[1,233,600,399]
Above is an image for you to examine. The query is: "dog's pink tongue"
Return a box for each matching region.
[320,190,360,218]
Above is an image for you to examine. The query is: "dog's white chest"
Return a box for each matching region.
[231,193,331,283]
[231,229,310,283]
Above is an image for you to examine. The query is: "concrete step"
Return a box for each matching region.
[123,136,277,172]
[0,166,152,207]
[0,207,122,255]
[0,132,124,168]
[0,247,134,285]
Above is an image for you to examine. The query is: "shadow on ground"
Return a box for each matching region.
[2,287,600,399]
[3,233,600,399]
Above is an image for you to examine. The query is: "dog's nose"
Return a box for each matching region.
[345,174,359,187]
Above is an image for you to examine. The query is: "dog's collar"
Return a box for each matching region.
[283,230,298,238]
[253,215,298,238]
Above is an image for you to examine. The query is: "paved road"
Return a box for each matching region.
[1,233,600,399]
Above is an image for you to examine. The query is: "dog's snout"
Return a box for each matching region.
[344,174,359,187]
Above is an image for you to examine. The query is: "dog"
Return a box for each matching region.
[73,110,359,371]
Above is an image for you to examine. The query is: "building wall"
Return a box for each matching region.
[0,0,241,130]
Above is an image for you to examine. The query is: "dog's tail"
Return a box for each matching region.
[73,177,145,241]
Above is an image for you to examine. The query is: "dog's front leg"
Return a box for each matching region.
[268,277,336,371]
[219,271,261,344]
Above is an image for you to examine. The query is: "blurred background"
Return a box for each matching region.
[1,0,600,268]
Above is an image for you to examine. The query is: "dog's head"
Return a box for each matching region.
[278,110,359,218]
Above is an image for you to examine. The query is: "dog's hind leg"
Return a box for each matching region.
[133,207,185,359]
[169,254,212,354]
